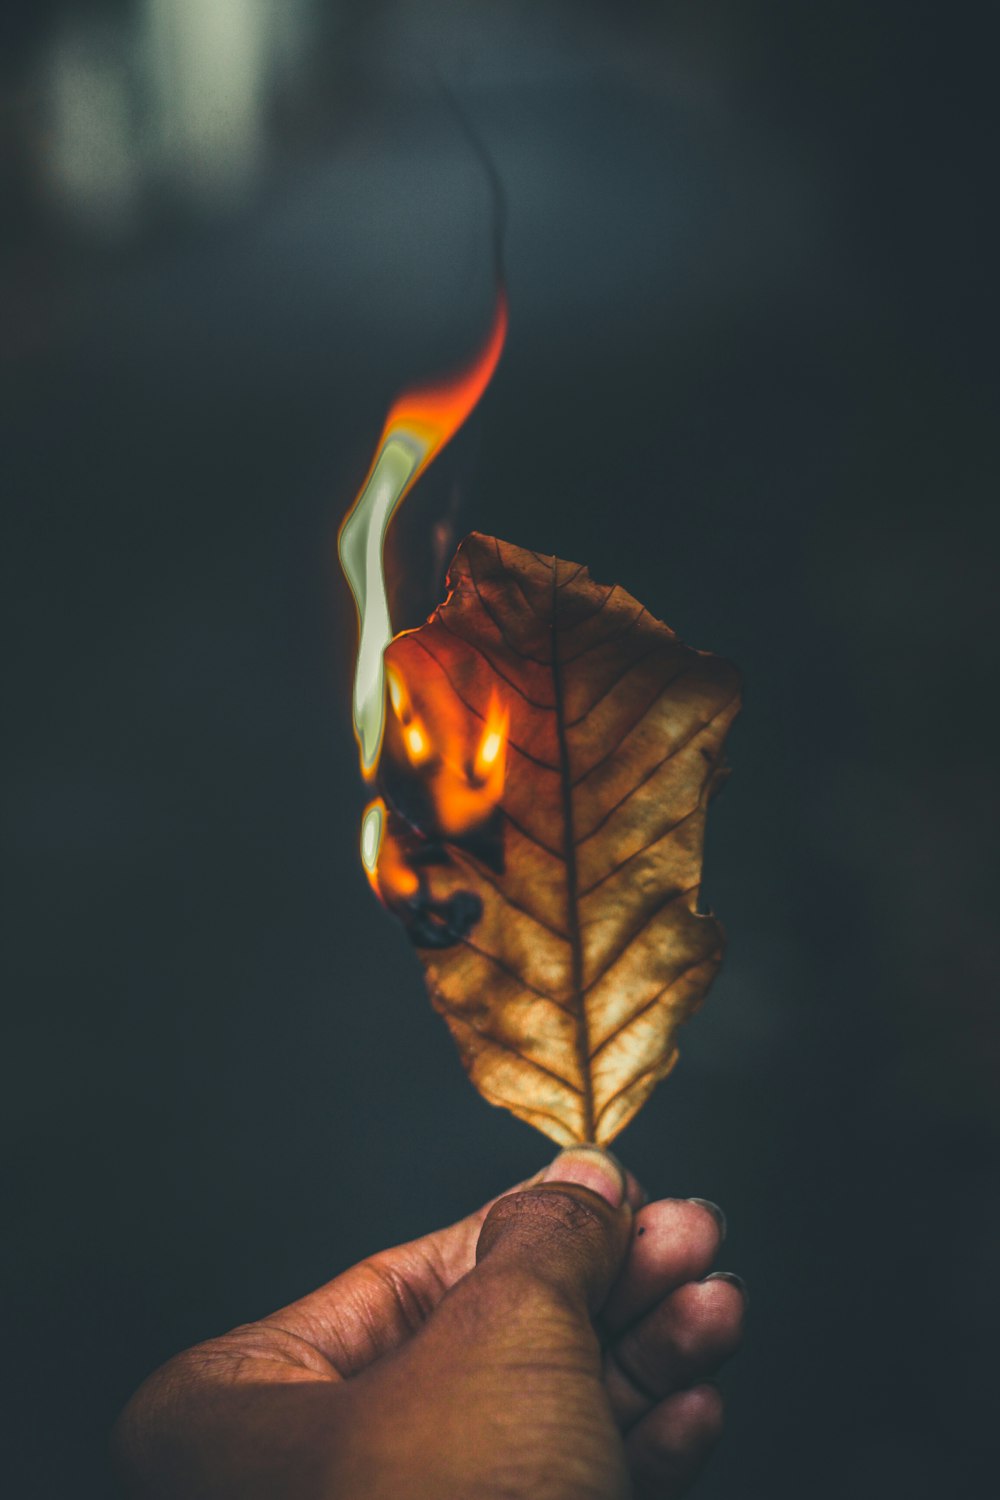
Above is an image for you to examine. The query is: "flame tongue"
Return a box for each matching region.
[339,291,508,780]
[338,432,430,776]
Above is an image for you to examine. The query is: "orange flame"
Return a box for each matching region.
[377,286,508,492]
[341,288,508,901]
[386,664,432,769]
[361,680,511,906]
[385,664,509,841]
[338,289,508,780]
[360,796,419,902]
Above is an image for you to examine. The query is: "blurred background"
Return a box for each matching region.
[4,2,998,1496]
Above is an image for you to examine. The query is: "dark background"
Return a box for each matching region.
[4,2,998,1496]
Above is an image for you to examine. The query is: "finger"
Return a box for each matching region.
[602,1197,726,1333]
[259,1165,539,1377]
[522,1144,644,1211]
[623,1165,649,1211]
[626,1383,725,1499]
[474,1147,632,1316]
[261,1150,632,1378]
[604,1273,747,1428]
[335,1154,635,1500]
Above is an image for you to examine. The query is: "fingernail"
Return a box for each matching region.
[687,1197,727,1242]
[542,1146,627,1208]
[703,1270,749,1308]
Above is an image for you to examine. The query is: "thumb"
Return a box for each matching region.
[474,1147,632,1315]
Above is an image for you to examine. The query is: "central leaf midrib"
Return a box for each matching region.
[550,560,595,1143]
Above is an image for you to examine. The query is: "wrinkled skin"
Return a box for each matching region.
[114,1149,745,1499]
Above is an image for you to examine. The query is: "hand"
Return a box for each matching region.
[114,1149,745,1498]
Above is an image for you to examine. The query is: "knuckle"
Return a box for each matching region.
[669,1312,706,1366]
[617,1336,664,1398]
[111,1352,201,1475]
[655,1385,724,1459]
[691,1383,725,1445]
[356,1255,436,1336]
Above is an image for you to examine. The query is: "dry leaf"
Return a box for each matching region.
[378,534,740,1145]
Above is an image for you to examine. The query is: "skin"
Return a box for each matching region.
[114,1148,746,1499]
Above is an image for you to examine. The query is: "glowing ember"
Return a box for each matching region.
[360,795,418,902]
[338,291,508,780]
[478,728,503,771]
[359,798,383,878]
[385,664,433,769]
[470,690,509,793]
[381,660,510,842]
[404,724,429,762]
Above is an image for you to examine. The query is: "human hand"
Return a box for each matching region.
[114,1149,745,1499]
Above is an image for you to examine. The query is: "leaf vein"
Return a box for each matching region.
[555,562,586,589]
[570,663,697,787]
[466,549,551,665]
[449,847,572,948]
[582,884,700,996]
[434,998,582,1095]
[455,934,563,1004]
[563,642,668,728]
[555,584,617,636]
[494,536,550,623]
[409,636,559,772]
[588,955,715,1062]
[574,686,740,847]
[502,807,565,861]
[578,804,701,898]
[594,1060,665,1130]
[433,617,555,710]
[559,606,647,666]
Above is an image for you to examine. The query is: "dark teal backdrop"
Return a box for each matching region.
[4,3,998,1496]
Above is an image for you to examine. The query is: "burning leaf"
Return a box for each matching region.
[375,534,740,1146]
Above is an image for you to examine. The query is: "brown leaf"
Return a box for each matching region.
[379,534,740,1145]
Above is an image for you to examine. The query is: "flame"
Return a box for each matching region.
[474,692,509,782]
[386,664,432,768]
[338,290,508,780]
[432,695,509,836]
[384,665,509,840]
[363,667,509,908]
[404,723,430,763]
[360,796,418,901]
